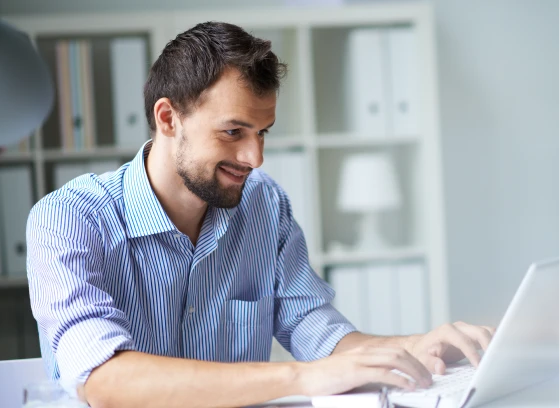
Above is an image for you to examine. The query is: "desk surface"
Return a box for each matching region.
[250,377,559,408]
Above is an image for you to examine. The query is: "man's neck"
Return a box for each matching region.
[145,140,208,245]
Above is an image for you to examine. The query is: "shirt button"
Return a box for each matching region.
[188,306,195,314]
[174,233,182,239]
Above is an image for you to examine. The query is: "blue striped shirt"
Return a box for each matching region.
[26,141,356,396]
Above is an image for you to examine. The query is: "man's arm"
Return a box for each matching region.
[83,351,301,408]
[83,345,435,408]
[82,325,493,407]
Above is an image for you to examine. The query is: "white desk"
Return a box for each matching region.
[251,377,559,408]
[481,377,558,408]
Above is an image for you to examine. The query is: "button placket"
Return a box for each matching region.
[183,263,198,338]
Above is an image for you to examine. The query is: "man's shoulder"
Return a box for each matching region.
[32,165,127,221]
[241,169,293,221]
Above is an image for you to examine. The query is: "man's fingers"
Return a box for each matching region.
[482,325,497,336]
[428,342,443,357]
[361,367,417,391]
[358,348,432,387]
[418,354,446,375]
[454,322,495,351]
[441,324,482,367]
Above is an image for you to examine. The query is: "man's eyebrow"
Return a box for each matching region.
[221,119,276,129]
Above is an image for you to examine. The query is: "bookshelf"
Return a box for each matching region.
[1,2,448,359]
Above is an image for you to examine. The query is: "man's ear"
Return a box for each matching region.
[153,97,177,138]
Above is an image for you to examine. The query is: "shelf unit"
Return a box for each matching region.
[2,3,448,331]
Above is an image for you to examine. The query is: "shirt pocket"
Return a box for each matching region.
[217,295,274,362]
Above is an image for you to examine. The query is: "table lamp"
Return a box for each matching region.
[337,152,402,250]
[0,20,54,147]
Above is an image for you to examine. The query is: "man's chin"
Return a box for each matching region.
[212,185,244,208]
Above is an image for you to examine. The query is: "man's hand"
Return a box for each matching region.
[405,321,496,375]
[318,321,497,395]
[297,345,433,396]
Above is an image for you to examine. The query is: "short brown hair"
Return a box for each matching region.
[144,21,287,135]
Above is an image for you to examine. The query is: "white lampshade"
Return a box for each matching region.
[337,153,401,212]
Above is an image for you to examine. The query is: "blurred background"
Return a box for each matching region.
[0,0,560,358]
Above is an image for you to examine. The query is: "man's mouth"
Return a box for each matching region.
[220,166,248,177]
[218,166,250,184]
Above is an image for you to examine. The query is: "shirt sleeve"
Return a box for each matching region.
[272,189,357,361]
[26,197,136,397]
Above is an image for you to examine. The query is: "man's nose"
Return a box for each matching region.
[237,134,264,169]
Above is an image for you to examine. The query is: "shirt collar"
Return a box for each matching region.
[123,140,238,240]
[123,140,176,238]
[213,205,236,242]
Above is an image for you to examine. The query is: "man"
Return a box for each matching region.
[27,22,494,407]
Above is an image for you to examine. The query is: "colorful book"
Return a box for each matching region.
[55,41,73,150]
[55,39,96,150]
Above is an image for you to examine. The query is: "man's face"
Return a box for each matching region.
[174,68,276,208]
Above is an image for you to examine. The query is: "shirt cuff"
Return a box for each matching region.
[56,318,136,397]
[290,303,358,361]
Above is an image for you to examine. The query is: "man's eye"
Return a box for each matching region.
[258,129,269,137]
[225,129,240,136]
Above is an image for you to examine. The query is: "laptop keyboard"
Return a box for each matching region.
[390,365,476,398]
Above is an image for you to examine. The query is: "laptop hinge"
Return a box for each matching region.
[459,388,476,408]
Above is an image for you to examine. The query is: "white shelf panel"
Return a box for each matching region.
[3,137,328,161]
[43,146,138,161]
[317,133,420,148]
[0,151,34,163]
[0,276,28,288]
[41,139,306,161]
[264,136,306,150]
[321,246,426,266]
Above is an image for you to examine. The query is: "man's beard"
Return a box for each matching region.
[175,130,249,208]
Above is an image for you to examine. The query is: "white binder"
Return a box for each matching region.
[87,160,121,179]
[388,27,419,136]
[364,264,399,335]
[397,262,428,334]
[253,29,290,136]
[330,266,367,331]
[54,160,121,189]
[260,151,315,251]
[110,37,149,148]
[0,166,34,277]
[54,163,83,190]
[345,29,388,138]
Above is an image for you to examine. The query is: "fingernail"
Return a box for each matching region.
[436,361,445,374]
[408,380,416,391]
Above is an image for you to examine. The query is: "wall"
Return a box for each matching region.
[434,0,558,324]
[1,0,558,327]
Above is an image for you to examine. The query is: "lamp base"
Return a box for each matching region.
[354,212,388,251]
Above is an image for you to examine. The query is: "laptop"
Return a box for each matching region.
[312,258,559,408]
